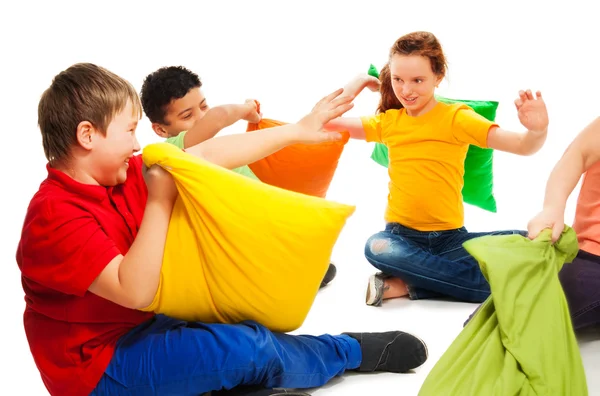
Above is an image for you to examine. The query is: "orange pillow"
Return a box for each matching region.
[246,102,350,198]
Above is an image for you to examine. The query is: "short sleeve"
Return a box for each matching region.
[360,113,385,143]
[165,131,187,149]
[452,107,497,148]
[18,200,121,297]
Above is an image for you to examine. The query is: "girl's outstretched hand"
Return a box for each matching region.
[515,89,548,132]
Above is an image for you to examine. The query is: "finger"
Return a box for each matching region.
[551,223,564,243]
[519,90,528,102]
[328,94,355,109]
[326,102,355,121]
[525,89,534,100]
[527,228,538,240]
[316,88,345,108]
[535,91,542,100]
[514,98,523,110]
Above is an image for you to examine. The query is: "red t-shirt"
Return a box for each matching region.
[16,155,154,396]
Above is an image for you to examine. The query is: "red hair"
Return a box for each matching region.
[377,31,448,114]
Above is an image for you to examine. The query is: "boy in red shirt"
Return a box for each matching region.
[16,63,427,396]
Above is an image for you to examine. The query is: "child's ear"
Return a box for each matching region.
[76,121,95,151]
[435,74,444,88]
[152,123,170,138]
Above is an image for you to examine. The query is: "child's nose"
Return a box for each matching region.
[133,136,141,151]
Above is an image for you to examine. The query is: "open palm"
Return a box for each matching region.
[296,88,354,144]
[515,90,548,132]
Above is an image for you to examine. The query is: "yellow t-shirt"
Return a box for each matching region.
[361,102,497,231]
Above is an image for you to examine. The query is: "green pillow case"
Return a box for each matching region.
[367,64,497,213]
[419,228,587,395]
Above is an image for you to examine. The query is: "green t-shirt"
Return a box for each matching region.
[165,131,260,181]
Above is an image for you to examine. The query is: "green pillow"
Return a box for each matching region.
[367,64,497,213]
[419,227,587,395]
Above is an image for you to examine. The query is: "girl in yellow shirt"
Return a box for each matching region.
[326,31,549,305]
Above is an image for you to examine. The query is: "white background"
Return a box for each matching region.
[1,0,599,394]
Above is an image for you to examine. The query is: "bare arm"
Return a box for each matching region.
[182,101,258,148]
[542,117,600,211]
[88,167,177,309]
[186,124,305,169]
[487,90,549,156]
[187,88,354,170]
[487,126,548,156]
[324,117,366,140]
[528,117,600,241]
[87,89,353,307]
[322,74,380,140]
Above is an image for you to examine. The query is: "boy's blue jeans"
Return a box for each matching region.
[364,222,526,303]
[90,315,361,395]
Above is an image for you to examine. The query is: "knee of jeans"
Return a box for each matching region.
[364,234,394,257]
[364,234,417,267]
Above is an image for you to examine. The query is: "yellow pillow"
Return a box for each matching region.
[140,143,356,332]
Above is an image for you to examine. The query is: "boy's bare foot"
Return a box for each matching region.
[365,273,409,306]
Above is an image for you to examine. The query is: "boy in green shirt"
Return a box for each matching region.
[140,66,336,287]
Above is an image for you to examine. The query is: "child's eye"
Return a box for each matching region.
[183,114,192,120]
[416,79,423,83]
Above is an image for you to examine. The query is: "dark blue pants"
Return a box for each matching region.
[559,249,600,330]
[91,315,361,395]
[364,223,526,303]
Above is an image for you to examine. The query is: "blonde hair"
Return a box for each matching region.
[38,63,142,164]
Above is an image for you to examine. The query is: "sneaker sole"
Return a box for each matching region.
[365,275,381,306]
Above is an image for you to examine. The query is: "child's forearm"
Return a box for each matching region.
[487,127,547,156]
[520,128,548,156]
[186,124,303,169]
[183,103,254,148]
[542,148,585,212]
[89,198,174,309]
[342,74,371,97]
[118,200,173,308]
[324,117,366,140]
[542,118,600,210]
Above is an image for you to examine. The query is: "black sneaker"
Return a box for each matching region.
[319,262,337,288]
[343,331,428,373]
[210,386,310,395]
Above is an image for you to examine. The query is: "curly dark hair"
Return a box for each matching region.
[140,66,202,124]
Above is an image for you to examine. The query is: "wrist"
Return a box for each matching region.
[243,101,256,115]
[529,126,548,136]
[542,201,566,213]
[285,124,304,144]
[146,196,176,213]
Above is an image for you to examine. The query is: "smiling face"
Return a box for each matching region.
[153,87,209,137]
[89,99,141,186]
[389,53,443,117]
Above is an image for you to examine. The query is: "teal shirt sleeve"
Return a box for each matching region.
[165,131,187,149]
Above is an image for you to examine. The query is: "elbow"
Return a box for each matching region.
[518,145,542,157]
[123,292,155,310]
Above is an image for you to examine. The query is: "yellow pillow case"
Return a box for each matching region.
[140,143,356,332]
